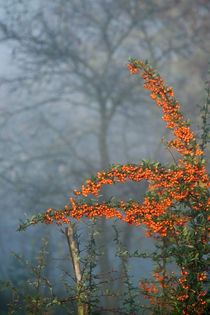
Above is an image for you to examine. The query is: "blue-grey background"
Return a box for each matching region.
[0,0,209,313]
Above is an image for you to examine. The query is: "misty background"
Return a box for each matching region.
[0,0,209,313]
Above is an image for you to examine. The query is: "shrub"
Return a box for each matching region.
[19,58,209,314]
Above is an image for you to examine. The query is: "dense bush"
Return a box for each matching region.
[16,59,210,314]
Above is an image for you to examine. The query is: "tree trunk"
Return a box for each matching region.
[97,100,120,308]
[65,223,87,315]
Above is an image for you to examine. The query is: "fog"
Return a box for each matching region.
[0,0,209,313]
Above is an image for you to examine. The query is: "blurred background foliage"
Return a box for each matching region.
[0,0,209,312]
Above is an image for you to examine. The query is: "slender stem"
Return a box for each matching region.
[65,223,87,315]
